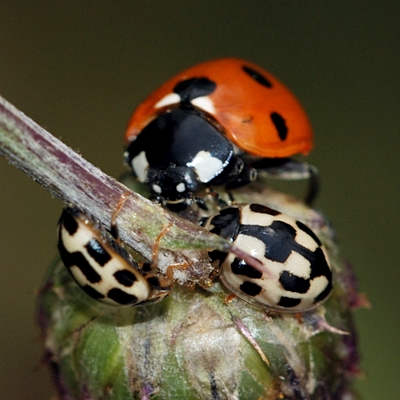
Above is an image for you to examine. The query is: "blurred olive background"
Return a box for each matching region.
[0,2,398,399]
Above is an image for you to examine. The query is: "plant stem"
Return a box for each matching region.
[0,95,270,283]
[0,95,220,283]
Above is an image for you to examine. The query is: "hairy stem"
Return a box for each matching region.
[0,95,270,282]
[0,96,217,281]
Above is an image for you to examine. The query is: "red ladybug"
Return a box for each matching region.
[124,58,317,208]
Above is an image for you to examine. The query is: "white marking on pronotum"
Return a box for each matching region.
[132,151,149,182]
[191,96,215,115]
[187,150,223,182]
[154,93,181,109]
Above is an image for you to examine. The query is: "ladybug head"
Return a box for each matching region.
[146,166,202,201]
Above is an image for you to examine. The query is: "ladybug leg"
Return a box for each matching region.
[202,188,231,209]
[304,164,319,205]
[224,292,237,305]
[123,221,173,304]
[110,191,131,240]
[224,191,236,206]
[151,222,173,269]
[252,158,320,205]
[194,196,209,211]
[225,164,258,190]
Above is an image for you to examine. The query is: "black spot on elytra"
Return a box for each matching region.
[231,257,262,279]
[238,219,331,291]
[239,220,295,263]
[209,249,228,265]
[296,221,322,246]
[242,65,273,88]
[107,288,139,305]
[278,296,302,308]
[270,112,288,141]
[57,237,72,266]
[240,220,316,264]
[114,269,138,287]
[85,239,111,266]
[66,253,102,284]
[61,209,79,235]
[279,270,310,293]
[240,281,262,296]
[82,285,104,299]
[173,77,216,103]
[73,255,102,283]
[145,276,162,288]
[249,203,281,216]
[309,247,332,281]
[58,235,102,284]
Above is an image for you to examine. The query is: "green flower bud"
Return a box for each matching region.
[37,185,363,399]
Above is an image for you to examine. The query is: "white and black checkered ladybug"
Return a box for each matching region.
[124,58,318,209]
[202,203,332,312]
[58,207,170,306]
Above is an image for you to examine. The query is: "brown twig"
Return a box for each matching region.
[0,95,271,284]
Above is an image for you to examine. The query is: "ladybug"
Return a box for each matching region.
[124,58,318,208]
[202,203,332,312]
[58,207,170,306]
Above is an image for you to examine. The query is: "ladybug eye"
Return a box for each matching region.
[173,77,216,103]
[242,65,273,88]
